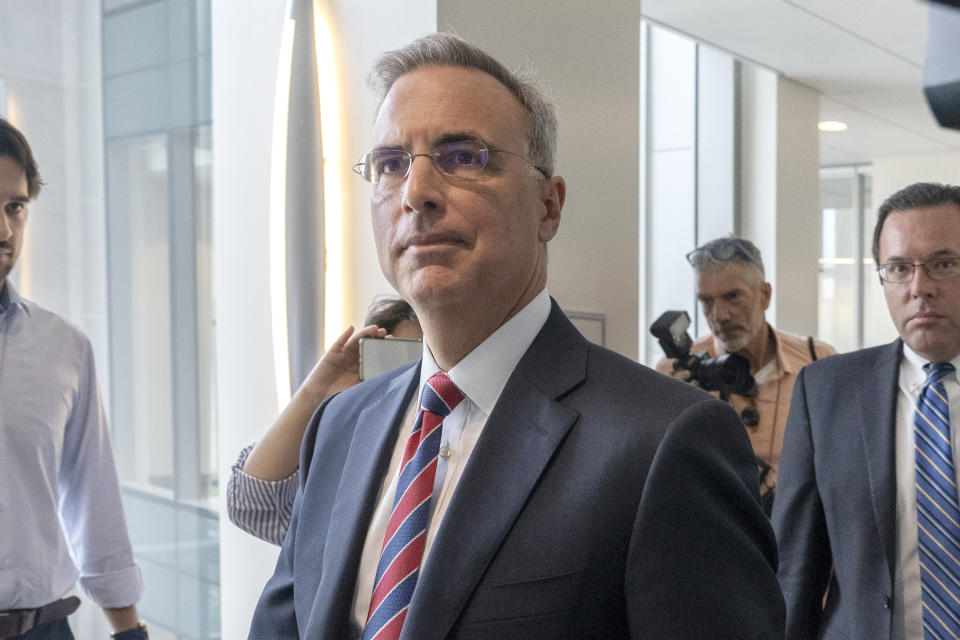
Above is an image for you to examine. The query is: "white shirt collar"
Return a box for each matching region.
[418,289,551,414]
[900,341,960,393]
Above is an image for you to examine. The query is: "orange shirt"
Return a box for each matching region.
[655,325,836,493]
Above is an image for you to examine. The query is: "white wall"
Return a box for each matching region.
[773,77,821,336]
[212,2,289,637]
[740,69,821,336]
[873,151,960,205]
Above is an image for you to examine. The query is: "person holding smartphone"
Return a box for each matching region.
[227,298,421,544]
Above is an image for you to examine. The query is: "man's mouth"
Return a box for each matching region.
[403,232,464,250]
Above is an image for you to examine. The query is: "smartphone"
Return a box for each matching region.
[359,337,422,380]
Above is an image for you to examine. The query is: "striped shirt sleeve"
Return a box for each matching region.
[226,443,299,545]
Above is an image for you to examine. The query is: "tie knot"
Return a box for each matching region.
[422,372,465,418]
[925,361,956,385]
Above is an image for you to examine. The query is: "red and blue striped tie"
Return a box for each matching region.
[362,372,464,640]
[915,361,960,638]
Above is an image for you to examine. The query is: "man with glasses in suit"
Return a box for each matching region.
[774,182,960,639]
[249,33,783,640]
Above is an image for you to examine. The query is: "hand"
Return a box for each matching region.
[670,367,699,387]
[298,325,387,400]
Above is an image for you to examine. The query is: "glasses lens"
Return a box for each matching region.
[929,258,960,280]
[880,262,914,283]
[367,150,411,184]
[434,141,488,176]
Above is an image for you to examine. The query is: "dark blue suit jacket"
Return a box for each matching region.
[250,302,784,639]
[773,339,902,639]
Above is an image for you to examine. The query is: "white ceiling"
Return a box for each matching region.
[641,0,960,166]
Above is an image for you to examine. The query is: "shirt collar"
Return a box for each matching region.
[768,324,798,375]
[0,278,29,318]
[900,341,960,392]
[419,289,551,415]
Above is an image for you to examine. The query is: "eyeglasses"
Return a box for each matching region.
[352,139,549,185]
[685,238,763,270]
[877,257,960,283]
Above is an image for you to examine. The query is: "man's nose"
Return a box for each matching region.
[712,300,732,320]
[909,265,938,298]
[401,155,444,213]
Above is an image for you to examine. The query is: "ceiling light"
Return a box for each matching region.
[818,120,848,132]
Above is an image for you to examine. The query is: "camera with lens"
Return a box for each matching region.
[650,310,756,401]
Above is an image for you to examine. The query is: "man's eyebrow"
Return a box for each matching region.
[370,144,406,153]
[927,249,960,259]
[371,133,487,154]
[883,250,960,262]
[433,132,485,146]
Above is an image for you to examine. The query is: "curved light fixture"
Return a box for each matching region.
[270,0,326,406]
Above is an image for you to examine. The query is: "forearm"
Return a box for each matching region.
[104,605,140,633]
[243,386,326,480]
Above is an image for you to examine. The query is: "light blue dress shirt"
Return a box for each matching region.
[0,279,142,609]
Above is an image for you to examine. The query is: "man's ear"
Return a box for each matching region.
[761,281,772,310]
[538,176,564,243]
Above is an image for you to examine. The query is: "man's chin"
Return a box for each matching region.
[716,335,749,354]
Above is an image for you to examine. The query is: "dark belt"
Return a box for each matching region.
[0,596,81,640]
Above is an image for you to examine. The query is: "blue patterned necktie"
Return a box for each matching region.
[915,361,960,638]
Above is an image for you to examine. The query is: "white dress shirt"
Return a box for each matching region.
[349,289,551,633]
[894,343,960,639]
[0,279,142,609]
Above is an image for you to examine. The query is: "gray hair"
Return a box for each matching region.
[369,32,558,176]
[686,236,766,280]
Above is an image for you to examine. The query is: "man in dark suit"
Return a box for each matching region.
[249,33,783,640]
[773,182,960,639]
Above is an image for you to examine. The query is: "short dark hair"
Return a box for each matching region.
[872,182,960,263]
[364,297,418,334]
[370,32,558,176]
[0,118,43,199]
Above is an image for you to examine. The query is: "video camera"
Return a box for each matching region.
[650,310,756,401]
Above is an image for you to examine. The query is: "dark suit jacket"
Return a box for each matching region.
[772,339,903,639]
[249,302,784,639]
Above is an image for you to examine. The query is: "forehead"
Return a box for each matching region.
[696,263,760,294]
[372,65,528,148]
[879,203,960,259]
[0,155,28,198]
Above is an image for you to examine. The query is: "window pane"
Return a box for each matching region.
[107,134,175,491]
[819,174,859,353]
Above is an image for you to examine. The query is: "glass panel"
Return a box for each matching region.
[818,174,859,353]
[102,2,218,637]
[107,134,175,492]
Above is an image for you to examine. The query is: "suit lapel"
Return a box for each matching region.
[304,364,420,639]
[401,302,587,639]
[857,339,902,581]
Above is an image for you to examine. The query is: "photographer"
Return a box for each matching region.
[655,236,835,510]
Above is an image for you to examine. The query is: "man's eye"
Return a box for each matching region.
[453,150,482,166]
[435,143,486,174]
[933,259,960,271]
[376,155,407,176]
[5,202,24,216]
[887,263,912,276]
